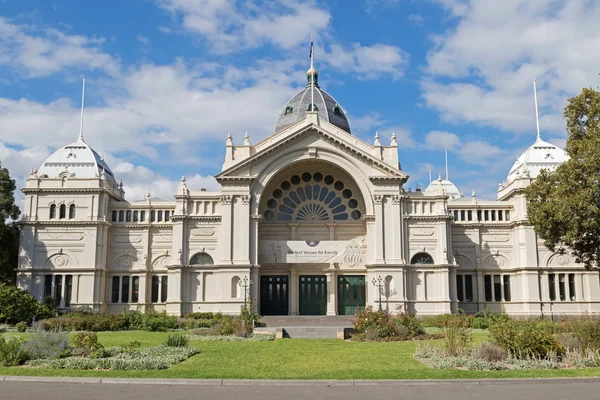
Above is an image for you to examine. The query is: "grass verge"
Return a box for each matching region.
[1,331,600,379]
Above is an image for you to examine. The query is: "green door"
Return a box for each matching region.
[338,275,366,315]
[299,275,327,315]
[260,275,289,316]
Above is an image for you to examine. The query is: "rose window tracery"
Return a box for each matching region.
[262,172,363,222]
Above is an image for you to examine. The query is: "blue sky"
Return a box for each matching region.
[1,0,599,205]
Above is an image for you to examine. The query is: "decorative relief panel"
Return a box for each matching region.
[482,253,510,268]
[546,252,577,267]
[410,228,435,237]
[481,234,510,243]
[38,231,84,241]
[112,235,142,244]
[190,228,215,237]
[152,255,171,270]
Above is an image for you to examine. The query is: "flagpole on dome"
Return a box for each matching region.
[533,79,541,141]
[310,34,314,112]
[79,77,86,142]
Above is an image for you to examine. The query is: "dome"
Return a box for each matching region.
[505,137,569,183]
[425,176,463,201]
[37,137,117,185]
[275,67,351,134]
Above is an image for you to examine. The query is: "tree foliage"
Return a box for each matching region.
[0,162,20,284]
[525,87,600,268]
[0,284,57,325]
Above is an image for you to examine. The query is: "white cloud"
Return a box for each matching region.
[423,0,600,136]
[424,130,460,151]
[327,42,408,80]
[157,0,330,53]
[0,17,120,78]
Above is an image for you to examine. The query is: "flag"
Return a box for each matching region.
[309,39,313,59]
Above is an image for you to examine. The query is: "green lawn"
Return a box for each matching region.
[2,331,600,379]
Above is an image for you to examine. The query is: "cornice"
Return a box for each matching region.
[216,124,406,180]
[22,220,111,227]
[405,215,453,221]
[110,223,173,229]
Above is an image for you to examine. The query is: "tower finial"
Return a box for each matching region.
[534,79,541,141]
[309,35,315,109]
[78,77,86,142]
[445,150,449,180]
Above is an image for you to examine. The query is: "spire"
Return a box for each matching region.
[226,132,233,146]
[78,77,86,142]
[533,79,541,141]
[445,150,449,180]
[429,170,432,184]
[306,35,319,89]
[373,131,381,146]
[243,131,250,146]
[390,131,398,147]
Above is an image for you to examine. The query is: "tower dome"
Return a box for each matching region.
[274,66,351,134]
[37,136,117,185]
[425,175,463,201]
[505,137,569,183]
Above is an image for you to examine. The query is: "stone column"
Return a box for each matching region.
[390,195,402,264]
[290,270,299,316]
[60,275,67,308]
[234,195,251,264]
[166,266,183,316]
[138,275,147,312]
[373,195,385,264]
[326,270,336,315]
[250,266,259,314]
[219,195,233,264]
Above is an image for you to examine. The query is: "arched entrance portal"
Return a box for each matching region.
[257,162,368,316]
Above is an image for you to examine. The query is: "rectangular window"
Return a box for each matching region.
[161,276,168,302]
[151,276,159,302]
[549,274,556,301]
[484,210,489,221]
[456,274,464,302]
[569,274,576,301]
[132,276,139,303]
[493,275,502,301]
[54,275,63,306]
[157,210,163,222]
[505,210,510,221]
[477,210,482,221]
[165,211,170,221]
[65,275,73,307]
[119,210,124,222]
[150,210,156,222]
[126,210,131,222]
[484,275,492,301]
[133,211,138,222]
[44,275,53,298]
[503,275,511,302]
[491,210,496,221]
[112,276,120,303]
[453,210,459,221]
[465,275,473,302]
[112,210,117,222]
[498,210,503,221]
[460,210,465,221]
[121,276,130,303]
[467,210,472,221]
[559,273,566,301]
[140,211,145,222]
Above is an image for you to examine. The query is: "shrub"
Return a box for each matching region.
[251,333,276,341]
[163,334,189,347]
[473,342,507,362]
[394,312,425,337]
[71,331,101,355]
[15,321,27,332]
[0,336,29,366]
[122,340,141,354]
[89,347,109,359]
[420,314,456,328]
[0,324,8,333]
[557,333,582,350]
[20,328,70,360]
[353,306,390,333]
[489,319,565,358]
[0,284,56,325]
[442,315,472,356]
[575,320,600,350]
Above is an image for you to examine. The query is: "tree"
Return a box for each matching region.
[0,162,20,284]
[525,87,600,268]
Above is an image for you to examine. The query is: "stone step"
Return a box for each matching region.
[260,316,354,327]
[282,326,347,339]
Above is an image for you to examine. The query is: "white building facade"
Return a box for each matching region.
[16,67,600,317]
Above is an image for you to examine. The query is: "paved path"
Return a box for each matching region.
[2,378,600,400]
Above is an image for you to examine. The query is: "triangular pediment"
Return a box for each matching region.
[216,115,407,183]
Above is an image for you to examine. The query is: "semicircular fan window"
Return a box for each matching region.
[262,172,362,222]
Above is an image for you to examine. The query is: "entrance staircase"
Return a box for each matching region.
[256,316,355,339]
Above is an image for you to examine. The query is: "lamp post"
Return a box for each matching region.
[372,275,384,312]
[238,275,253,337]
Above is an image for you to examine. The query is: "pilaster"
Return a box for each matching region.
[373,195,385,264]
[219,195,233,264]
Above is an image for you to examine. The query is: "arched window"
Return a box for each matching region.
[262,172,363,222]
[59,204,66,219]
[231,276,240,298]
[384,275,393,298]
[69,204,76,219]
[112,210,117,222]
[333,105,343,116]
[50,204,56,219]
[190,252,214,265]
[119,210,124,222]
[307,103,319,111]
[284,106,293,115]
[411,252,434,265]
